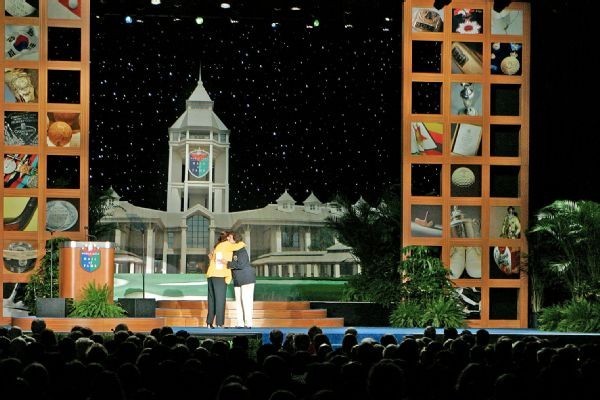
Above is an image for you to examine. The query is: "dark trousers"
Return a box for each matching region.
[206,277,227,326]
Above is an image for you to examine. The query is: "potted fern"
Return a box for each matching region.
[69,281,126,318]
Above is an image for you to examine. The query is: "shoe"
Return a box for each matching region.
[465,247,482,278]
[244,326,252,329]
[450,247,466,279]
[207,323,214,329]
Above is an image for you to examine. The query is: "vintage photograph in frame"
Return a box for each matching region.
[46,112,81,148]
[411,7,444,32]
[491,42,522,75]
[451,164,481,197]
[4,153,39,189]
[489,246,521,279]
[411,121,443,155]
[489,205,522,239]
[3,196,38,232]
[451,82,482,116]
[451,123,483,156]
[451,42,483,74]
[411,204,442,237]
[452,8,483,34]
[4,111,38,146]
[450,246,482,279]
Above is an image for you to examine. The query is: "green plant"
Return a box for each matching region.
[538,299,600,332]
[326,187,403,307]
[68,281,126,318]
[389,300,422,327]
[390,296,466,328]
[528,200,600,302]
[23,236,70,315]
[89,186,124,240]
[421,296,466,328]
[389,246,466,328]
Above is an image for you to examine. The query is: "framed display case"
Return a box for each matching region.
[403,0,530,328]
[1,0,90,322]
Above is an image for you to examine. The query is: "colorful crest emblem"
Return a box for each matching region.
[80,248,101,272]
[188,149,209,178]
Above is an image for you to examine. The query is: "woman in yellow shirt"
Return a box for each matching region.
[206,231,246,328]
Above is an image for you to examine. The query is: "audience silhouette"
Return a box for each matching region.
[0,321,598,400]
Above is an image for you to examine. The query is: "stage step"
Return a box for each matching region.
[156,300,344,328]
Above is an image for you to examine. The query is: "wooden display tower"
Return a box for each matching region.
[1,1,90,323]
[402,0,530,328]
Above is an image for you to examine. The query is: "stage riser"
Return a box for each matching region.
[157,300,311,310]
[159,300,344,328]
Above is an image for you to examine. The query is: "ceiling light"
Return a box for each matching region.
[221,2,231,9]
[124,15,133,24]
[195,16,204,25]
[150,0,161,5]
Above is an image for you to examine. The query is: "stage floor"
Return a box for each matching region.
[173,326,600,347]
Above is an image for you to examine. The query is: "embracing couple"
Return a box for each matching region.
[205,230,255,329]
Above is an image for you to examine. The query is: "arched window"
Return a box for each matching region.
[187,214,209,248]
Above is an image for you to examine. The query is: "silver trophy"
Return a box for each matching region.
[459,82,477,116]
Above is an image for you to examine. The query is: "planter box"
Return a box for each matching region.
[310,301,391,327]
[117,298,156,318]
[36,298,69,318]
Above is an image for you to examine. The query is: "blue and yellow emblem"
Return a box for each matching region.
[80,248,101,272]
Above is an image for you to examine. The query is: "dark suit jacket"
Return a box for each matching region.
[227,248,256,287]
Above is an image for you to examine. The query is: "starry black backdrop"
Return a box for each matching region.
[90,4,401,212]
[88,0,598,215]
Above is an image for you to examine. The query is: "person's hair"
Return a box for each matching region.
[30,318,47,334]
[344,327,358,336]
[233,231,243,242]
[307,325,323,340]
[214,231,229,248]
[269,329,284,347]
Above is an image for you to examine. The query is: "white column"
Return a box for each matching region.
[263,265,269,277]
[243,226,251,260]
[114,226,122,246]
[288,264,294,277]
[334,263,341,278]
[273,226,282,252]
[306,264,312,277]
[180,226,187,274]
[313,264,320,277]
[161,232,168,274]
[277,264,283,277]
[304,229,311,250]
[145,225,155,274]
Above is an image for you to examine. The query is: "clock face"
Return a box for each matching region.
[4,158,17,174]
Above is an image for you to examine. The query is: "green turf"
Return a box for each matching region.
[113,273,347,301]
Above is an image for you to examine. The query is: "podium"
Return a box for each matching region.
[59,241,116,301]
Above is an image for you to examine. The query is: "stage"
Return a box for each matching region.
[144,325,600,348]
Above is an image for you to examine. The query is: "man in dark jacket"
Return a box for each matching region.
[227,231,256,328]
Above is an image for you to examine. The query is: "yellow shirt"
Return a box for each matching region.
[206,241,245,284]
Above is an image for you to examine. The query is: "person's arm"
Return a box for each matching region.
[227,253,241,270]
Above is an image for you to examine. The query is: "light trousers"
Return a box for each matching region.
[233,283,255,327]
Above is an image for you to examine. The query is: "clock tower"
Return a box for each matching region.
[166,69,230,213]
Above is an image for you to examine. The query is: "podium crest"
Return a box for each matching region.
[80,247,101,272]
